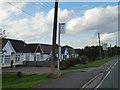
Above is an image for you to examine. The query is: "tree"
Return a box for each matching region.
[0,28,7,38]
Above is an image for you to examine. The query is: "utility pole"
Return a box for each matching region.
[98,33,102,60]
[51,0,58,78]
[116,37,117,56]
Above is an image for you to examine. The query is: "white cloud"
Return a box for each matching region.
[62,32,118,48]
[4,8,75,44]
[0,4,118,48]
[0,2,27,22]
[66,5,118,34]
[100,32,118,43]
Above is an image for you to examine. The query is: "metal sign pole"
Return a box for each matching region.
[58,23,61,77]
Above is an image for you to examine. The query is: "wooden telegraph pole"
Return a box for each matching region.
[98,33,102,60]
[51,0,58,78]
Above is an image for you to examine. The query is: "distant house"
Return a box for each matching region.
[61,45,76,60]
[74,49,80,57]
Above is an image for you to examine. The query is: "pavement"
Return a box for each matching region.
[36,58,118,89]
[2,67,51,74]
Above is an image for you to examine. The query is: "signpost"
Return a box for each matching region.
[57,23,65,77]
[102,43,108,58]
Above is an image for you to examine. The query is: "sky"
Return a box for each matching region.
[0,1,119,49]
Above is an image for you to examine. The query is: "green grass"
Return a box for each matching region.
[2,72,50,88]
[69,57,115,70]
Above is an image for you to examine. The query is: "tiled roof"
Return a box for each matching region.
[2,38,76,55]
[2,38,42,53]
[24,44,42,53]
[74,49,80,54]
[63,45,75,55]
[40,44,52,54]
[2,38,25,52]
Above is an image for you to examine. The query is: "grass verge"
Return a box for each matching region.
[69,57,115,70]
[2,72,50,88]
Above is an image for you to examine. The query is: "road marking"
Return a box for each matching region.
[95,60,118,89]
[95,71,110,89]
[81,72,103,89]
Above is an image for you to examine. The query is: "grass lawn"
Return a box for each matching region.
[69,57,115,70]
[2,72,50,88]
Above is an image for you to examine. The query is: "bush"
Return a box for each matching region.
[79,55,89,64]
[60,57,80,70]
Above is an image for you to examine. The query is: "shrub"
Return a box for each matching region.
[79,55,89,64]
[60,57,80,70]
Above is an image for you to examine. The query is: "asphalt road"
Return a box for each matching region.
[97,60,119,89]
[36,58,117,89]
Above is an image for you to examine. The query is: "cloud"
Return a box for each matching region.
[0,2,27,22]
[66,5,118,34]
[100,32,118,43]
[4,8,75,44]
[62,32,118,48]
[0,4,118,48]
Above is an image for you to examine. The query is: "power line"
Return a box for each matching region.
[7,2,52,26]
[8,2,34,17]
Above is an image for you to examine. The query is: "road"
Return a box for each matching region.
[96,59,119,89]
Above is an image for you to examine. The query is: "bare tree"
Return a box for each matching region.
[0,28,7,38]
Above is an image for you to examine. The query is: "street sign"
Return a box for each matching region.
[102,43,108,50]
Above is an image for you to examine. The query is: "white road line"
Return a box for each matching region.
[95,60,118,89]
[95,71,110,89]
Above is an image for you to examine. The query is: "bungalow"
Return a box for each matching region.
[61,45,76,60]
[1,38,42,67]
[1,38,78,67]
[74,49,80,57]
[1,38,25,67]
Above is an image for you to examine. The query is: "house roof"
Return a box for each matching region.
[1,38,76,55]
[63,45,75,55]
[2,38,25,52]
[40,44,52,54]
[24,44,42,53]
[2,38,42,53]
[74,49,80,54]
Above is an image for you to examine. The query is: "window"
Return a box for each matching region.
[4,55,10,64]
[34,55,36,61]
[37,55,40,61]
[15,55,20,63]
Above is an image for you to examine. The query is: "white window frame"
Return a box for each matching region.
[4,55,10,64]
[15,55,20,63]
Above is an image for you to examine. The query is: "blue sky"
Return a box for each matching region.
[11,2,118,20]
[0,1,119,48]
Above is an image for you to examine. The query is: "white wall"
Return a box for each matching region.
[42,54,50,61]
[23,53,34,61]
[2,41,15,66]
[3,41,15,55]
[23,53,42,61]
